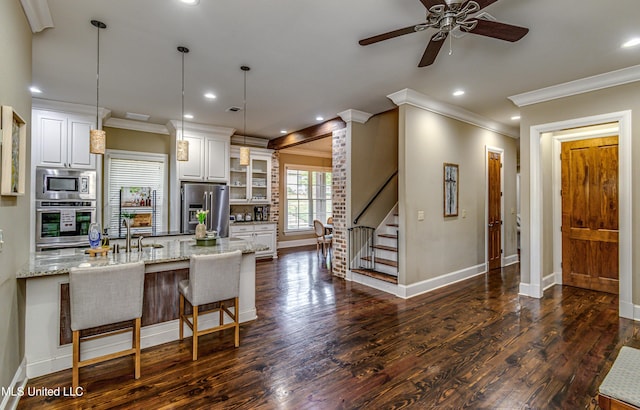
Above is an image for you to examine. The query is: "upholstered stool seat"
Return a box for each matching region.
[598,346,640,409]
[179,250,242,360]
[69,260,145,390]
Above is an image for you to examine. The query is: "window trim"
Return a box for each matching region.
[103,149,169,232]
[283,164,332,234]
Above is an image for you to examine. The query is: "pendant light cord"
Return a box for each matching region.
[95,23,100,127]
[181,49,185,142]
[243,69,247,145]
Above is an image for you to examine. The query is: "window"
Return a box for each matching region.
[285,165,332,232]
[104,150,168,237]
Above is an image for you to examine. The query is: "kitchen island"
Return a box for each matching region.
[17,237,264,378]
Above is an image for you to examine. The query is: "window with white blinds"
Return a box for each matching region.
[104,150,168,237]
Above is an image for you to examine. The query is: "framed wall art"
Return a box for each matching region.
[443,163,458,217]
[1,106,26,196]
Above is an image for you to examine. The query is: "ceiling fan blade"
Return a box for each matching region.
[419,0,445,9]
[359,25,419,46]
[418,33,447,67]
[467,19,529,42]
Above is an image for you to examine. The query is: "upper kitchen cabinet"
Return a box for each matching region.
[33,109,97,170]
[229,146,273,204]
[169,121,233,183]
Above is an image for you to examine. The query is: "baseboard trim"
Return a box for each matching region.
[503,254,519,267]
[542,272,557,291]
[519,282,543,298]
[277,238,316,249]
[26,309,257,379]
[400,263,487,299]
[634,304,640,321]
[1,357,27,410]
[349,271,402,297]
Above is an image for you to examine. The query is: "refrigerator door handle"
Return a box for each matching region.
[208,192,214,231]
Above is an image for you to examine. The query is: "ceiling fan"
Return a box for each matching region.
[359,0,529,67]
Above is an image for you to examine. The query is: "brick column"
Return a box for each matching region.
[332,128,347,277]
[270,151,280,240]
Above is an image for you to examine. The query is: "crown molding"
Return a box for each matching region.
[387,88,518,138]
[509,64,640,107]
[167,120,236,138]
[20,0,54,33]
[104,118,169,135]
[338,109,373,124]
[32,98,111,119]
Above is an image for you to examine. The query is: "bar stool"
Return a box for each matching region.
[69,260,145,390]
[179,250,242,360]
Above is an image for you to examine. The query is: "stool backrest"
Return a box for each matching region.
[69,260,145,331]
[188,250,242,306]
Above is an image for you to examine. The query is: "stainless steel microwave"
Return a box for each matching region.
[36,167,96,201]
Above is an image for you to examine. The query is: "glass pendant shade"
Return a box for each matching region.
[177,139,189,161]
[239,146,250,166]
[89,129,106,154]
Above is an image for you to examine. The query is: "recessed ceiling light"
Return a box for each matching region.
[180,0,199,5]
[30,86,42,93]
[204,93,216,99]
[280,130,287,134]
[452,90,465,97]
[622,37,640,48]
[184,114,194,119]
[511,115,521,121]
[316,116,324,121]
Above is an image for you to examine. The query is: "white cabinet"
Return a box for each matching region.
[178,134,229,182]
[229,147,272,204]
[230,222,277,259]
[34,110,96,169]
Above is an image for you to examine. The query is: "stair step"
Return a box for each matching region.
[378,233,398,239]
[372,244,397,252]
[351,268,398,284]
[386,223,399,227]
[361,256,398,268]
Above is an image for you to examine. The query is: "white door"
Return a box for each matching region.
[205,138,228,181]
[68,117,95,169]
[178,135,205,180]
[38,112,67,168]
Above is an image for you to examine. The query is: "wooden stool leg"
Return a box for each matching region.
[72,330,80,390]
[179,294,185,341]
[192,305,198,361]
[234,297,240,348]
[133,317,141,379]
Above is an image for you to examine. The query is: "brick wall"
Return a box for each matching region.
[270,150,280,241]
[332,128,347,278]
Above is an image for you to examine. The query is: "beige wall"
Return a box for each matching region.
[278,151,332,242]
[398,105,518,286]
[104,126,170,154]
[0,0,31,397]
[519,81,640,304]
[351,109,398,228]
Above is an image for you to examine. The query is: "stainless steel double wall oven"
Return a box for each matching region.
[35,167,97,250]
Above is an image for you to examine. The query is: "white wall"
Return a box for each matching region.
[397,104,518,287]
[0,0,32,402]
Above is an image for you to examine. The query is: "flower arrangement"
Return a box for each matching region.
[121,211,135,227]
[196,209,209,224]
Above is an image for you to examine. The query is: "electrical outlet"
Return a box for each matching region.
[417,210,424,221]
[462,209,467,218]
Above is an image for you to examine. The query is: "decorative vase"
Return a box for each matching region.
[195,223,207,239]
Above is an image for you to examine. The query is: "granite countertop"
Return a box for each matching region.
[110,230,185,240]
[17,237,267,279]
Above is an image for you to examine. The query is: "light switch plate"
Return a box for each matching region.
[417,210,424,221]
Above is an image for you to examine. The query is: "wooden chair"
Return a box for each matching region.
[69,260,146,390]
[179,250,242,360]
[313,219,333,256]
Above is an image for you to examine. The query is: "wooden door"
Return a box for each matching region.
[561,136,618,294]
[488,152,501,270]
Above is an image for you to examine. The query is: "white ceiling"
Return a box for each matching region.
[30,0,640,140]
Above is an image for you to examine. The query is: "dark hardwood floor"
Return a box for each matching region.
[18,247,640,409]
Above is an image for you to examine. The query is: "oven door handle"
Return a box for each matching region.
[36,207,96,212]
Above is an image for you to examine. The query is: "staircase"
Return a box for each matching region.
[350,206,399,284]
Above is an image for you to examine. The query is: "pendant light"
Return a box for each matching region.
[176,46,190,162]
[239,65,251,166]
[89,20,107,155]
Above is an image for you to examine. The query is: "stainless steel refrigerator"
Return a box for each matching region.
[181,183,230,237]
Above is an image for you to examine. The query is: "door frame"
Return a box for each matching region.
[526,110,632,319]
[485,146,504,271]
